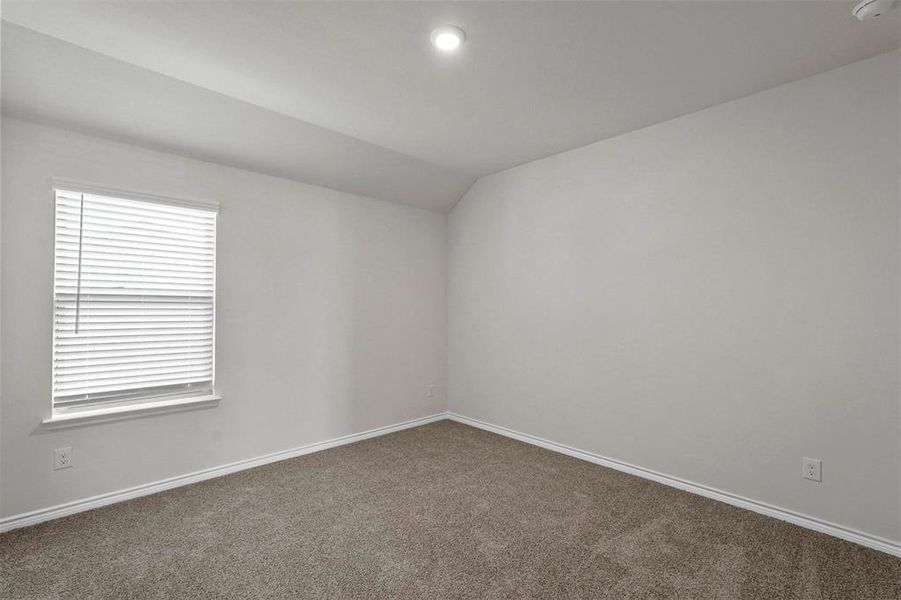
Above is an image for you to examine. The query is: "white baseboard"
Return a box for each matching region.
[6,410,899,559]
[447,412,901,558]
[0,412,447,533]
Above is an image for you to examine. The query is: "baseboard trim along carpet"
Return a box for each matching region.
[0,412,447,533]
[447,412,901,558]
[4,410,900,558]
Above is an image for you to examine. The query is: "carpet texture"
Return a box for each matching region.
[1,420,899,599]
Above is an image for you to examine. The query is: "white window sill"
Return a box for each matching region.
[41,394,221,429]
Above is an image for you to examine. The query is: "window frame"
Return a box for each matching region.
[43,178,221,428]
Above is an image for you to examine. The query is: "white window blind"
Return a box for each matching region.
[52,187,217,414]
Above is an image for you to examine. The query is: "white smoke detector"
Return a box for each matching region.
[852,0,897,20]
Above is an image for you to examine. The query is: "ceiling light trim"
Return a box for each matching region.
[430,25,466,52]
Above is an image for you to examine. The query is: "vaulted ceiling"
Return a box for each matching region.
[3,1,898,211]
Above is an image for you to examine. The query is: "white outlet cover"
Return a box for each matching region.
[802,457,821,482]
[54,447,73,470]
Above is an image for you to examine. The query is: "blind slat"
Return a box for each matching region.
[55,341,212,353]
[55,375,214,397]
[57,192,216,221]
[55,350,213,364]
[53,335,212,345]
[54,381,213,408]
[56,258,214,274]
[56,233,214,254]
[56,205,215,226]
[56,249,214,267]
[55,365,214,387]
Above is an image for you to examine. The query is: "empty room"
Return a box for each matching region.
[1,1,900,598]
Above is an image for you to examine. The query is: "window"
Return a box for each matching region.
[51,183,218,417]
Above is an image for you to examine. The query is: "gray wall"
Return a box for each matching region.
[449,51,900,543]
[1,118,448,518]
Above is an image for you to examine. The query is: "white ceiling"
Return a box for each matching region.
[2,1,898,212]
[1,23,473,211]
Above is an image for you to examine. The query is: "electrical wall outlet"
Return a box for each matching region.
[54,447,73,471]
[426,385,436,399]
[802,457,821,482]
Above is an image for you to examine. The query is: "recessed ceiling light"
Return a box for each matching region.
[430,25,465,52]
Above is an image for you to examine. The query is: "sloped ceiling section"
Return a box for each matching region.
[2,1,898,212]
[0,23,475,212]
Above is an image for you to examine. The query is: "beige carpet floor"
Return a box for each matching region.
[1,420,899,599]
